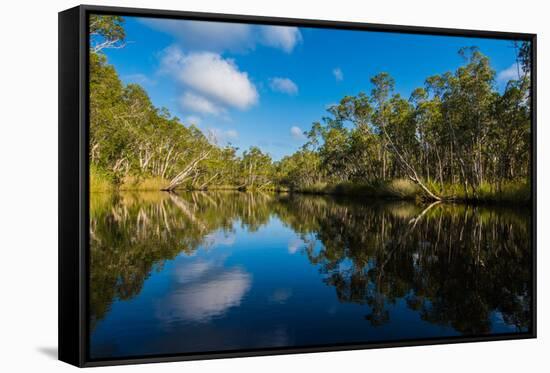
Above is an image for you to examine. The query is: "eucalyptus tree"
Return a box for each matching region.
[370,73,395,180]
[89,53,132,180]
[277,150,322,189]
[89,15,126,53]
[328,94,380,180]
[410,88,442,186]
[425,47,496,197]
[370,73,442,200]
[240,147,275,190]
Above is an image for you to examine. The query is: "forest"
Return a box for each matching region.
[90,16,532,203]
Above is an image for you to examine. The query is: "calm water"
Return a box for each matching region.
[89,191,532,359]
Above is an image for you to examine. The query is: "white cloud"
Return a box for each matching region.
[180,92,223,115]
[207,128,239,145]
[184,115,201,125]
[497,63,524,82]
[260,26,302,53]
[226,129,239,139]
[290,126,306,140]
[161,47,259,115]
[123,73,156,86]
[270,77,298,95]
[141,18,301,53]
[333,67,344,81]
[141,18,253,52]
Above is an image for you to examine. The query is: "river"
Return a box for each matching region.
[89,191,532,359]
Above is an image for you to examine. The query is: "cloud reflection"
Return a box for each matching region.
[269,288,293,304]
[156,259,252,323]
[287,237,304,254]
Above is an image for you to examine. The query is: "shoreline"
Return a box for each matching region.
[91,179,530,207]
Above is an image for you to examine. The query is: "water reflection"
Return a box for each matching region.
[269,288,293,304]
[155,258,251,323]
[285,197,531,333]
[90,191,532,358]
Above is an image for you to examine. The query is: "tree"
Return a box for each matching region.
[370,73,395,180]
[371,73,442,200]
[90,15,126,53]
[277,150,321,188]
[240,147,274,190]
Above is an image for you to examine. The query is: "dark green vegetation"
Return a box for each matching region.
[90,16,531,203]
[90,191,531,334]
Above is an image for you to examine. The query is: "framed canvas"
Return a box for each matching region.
[59,4,537,367]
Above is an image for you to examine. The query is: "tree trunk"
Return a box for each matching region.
[162,151,210,191]
[381,128,441,201]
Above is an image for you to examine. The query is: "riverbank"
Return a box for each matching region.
[91,168,530,205]
[295,179,530,205]
[91,166,169,192]
[91,167,286,193]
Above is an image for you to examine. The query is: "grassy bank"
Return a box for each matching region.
[295,179,530,205]
[90,165,115,192]
[427,180,531,204]
[119,176,169,191]
[90,172,284,193]
[298,179,420,200]
[91,166,169,192]
[91,167,530,205]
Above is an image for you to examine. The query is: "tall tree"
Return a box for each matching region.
[89,15,126,53]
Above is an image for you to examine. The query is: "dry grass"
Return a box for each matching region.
[90,165,115,193]
[298,179,420,200]
[119,175,169,191]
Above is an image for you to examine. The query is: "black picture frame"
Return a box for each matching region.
[59,4,537,367]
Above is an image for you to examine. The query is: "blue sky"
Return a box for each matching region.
[103,16,521,160]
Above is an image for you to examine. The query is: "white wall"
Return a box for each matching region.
[0,0,546,371]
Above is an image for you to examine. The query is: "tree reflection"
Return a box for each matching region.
[89,191,275,328]
[89,191,531,335]
[276,195,531,333]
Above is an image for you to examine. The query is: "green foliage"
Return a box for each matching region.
[89,15,126,52]
[280,46,530,203]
